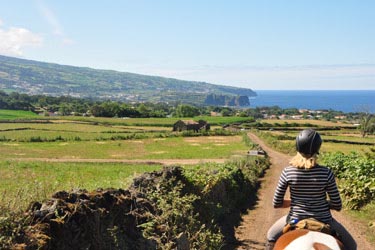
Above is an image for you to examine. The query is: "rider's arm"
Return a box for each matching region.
[273,169,289,208]
[275,199,291,208]
[326,169,342,211]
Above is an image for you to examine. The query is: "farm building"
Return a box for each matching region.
[173,120,210,132]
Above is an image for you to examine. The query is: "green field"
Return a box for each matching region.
[0,115,251,213]
[0,122,165,141]
[1,114,372,160]
[0,161,163,211]
[1,114,373,220]
[0,135,247,160]
[0,109,39,119]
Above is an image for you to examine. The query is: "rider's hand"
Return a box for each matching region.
[282,199,291,208]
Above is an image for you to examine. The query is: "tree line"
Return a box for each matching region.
[0,91,372,126]
[0,91,237,118]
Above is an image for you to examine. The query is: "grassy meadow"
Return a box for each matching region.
[0,111,252,212]
[0,161,163,211]
[0,109,39,119]
[0,136,248,160]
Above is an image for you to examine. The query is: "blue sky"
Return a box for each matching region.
[0,0,374,90]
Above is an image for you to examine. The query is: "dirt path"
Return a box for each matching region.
[235,132,371,250]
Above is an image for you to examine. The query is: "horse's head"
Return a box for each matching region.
[274,229,344,250]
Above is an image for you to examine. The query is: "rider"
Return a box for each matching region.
[265,128,357,250]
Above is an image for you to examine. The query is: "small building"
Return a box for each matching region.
[173,120,210,132]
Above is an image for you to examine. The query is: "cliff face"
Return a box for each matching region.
[204,94,250,107]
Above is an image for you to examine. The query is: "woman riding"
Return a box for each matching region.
[265,129,357,250]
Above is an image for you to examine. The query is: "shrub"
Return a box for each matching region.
[321,152,375,209]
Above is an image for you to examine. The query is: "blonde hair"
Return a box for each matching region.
[289,152,318,169]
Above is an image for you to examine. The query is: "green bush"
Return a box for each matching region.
[139,155,269,249]
[321,152,375,209]
[141,179,223,250]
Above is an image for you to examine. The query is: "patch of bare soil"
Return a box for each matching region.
[234,133,372,250]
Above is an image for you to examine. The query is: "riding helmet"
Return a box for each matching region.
[296,129,322,155]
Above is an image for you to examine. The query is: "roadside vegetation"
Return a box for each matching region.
[321,150,375,210]
[138,156,269,249]
[322,151,375,242]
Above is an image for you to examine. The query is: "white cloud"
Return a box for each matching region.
[0,21,43,56]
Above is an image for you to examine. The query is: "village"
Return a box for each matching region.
[259,108,348,120]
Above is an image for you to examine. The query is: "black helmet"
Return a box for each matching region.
[296,129,322,155]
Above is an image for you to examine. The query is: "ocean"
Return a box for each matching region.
[249,90,375,113]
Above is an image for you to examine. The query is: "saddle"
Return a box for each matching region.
[282,218,333,235]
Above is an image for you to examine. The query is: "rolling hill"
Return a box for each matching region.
[0,55,256,106]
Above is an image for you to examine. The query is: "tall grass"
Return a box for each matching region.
[0,161,163,213]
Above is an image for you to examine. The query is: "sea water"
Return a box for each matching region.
[249,90,375,113]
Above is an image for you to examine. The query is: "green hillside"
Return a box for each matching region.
[0,55,256,105]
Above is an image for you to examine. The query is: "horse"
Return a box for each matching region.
[274,228,345,250]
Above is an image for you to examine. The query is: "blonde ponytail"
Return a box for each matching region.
[289,152,318,169]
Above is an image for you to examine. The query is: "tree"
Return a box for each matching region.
[175,104,200,117]
[118,104,140,118]
[137,104,150,117]
[59,103,71,116]
[221,108,232,117]
[90,104,105,117]
[100,101,121,117]
[359,112,374,137]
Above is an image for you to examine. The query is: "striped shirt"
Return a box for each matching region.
[273,165,342,224]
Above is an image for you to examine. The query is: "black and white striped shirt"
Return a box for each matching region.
[273,165,342,223]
